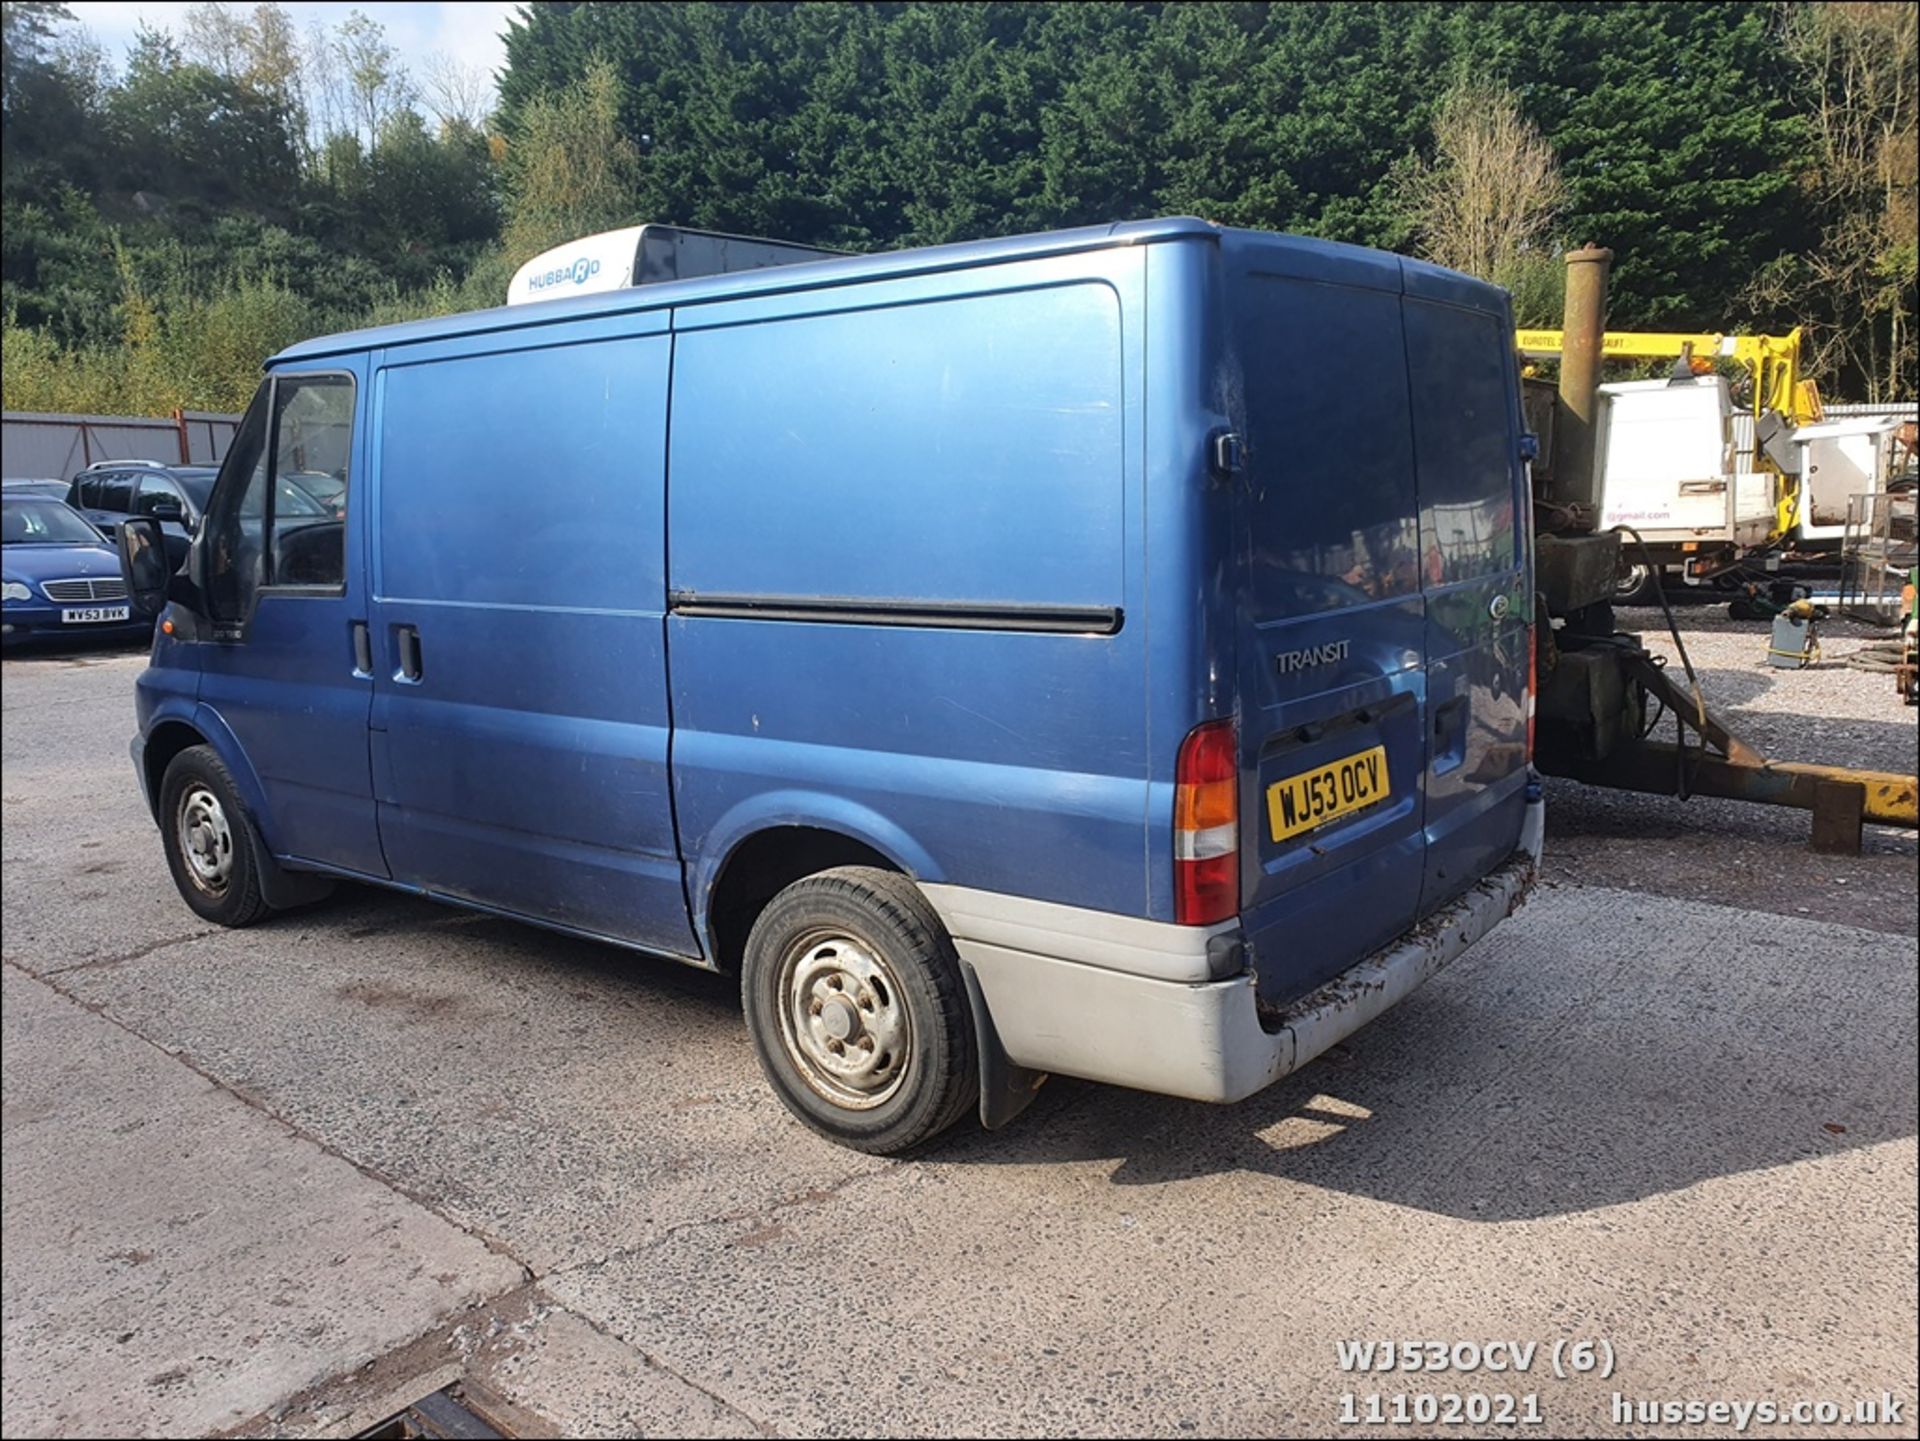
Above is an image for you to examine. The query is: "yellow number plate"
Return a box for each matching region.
[1267,745,1391,842]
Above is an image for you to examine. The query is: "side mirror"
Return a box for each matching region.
[149,499,186,523]
[116,518,171,617]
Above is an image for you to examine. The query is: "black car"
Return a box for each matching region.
[69,459,342,572]
[66,462,220,568]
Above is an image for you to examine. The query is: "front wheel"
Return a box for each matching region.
[742,867,978,1154]
[158,745,275,927]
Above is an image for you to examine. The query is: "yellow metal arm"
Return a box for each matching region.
[1515,327,1817,427]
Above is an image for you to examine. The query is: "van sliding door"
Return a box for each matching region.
[365,320,696,957]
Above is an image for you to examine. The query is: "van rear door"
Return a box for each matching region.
[1400,270,1531,913]
[1226,240,1429,1007]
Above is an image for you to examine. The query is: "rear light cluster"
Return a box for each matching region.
[1175,718,1239,925]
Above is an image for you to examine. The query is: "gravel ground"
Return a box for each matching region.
[1544,601,1919,937]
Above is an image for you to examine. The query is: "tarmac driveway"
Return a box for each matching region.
[3,649,1915,1438]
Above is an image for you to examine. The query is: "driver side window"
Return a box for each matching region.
[268,377,352,588]
[204,373,354,626]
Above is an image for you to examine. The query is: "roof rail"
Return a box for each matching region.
[82,458,170,472]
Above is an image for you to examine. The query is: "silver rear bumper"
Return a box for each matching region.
[928,794,1543,1104]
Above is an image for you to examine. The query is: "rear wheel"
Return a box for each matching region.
[742,866,977,1154]
[158,746,274,927]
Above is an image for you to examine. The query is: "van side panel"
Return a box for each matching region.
[367,317,697,957]
[667,252,1152,932]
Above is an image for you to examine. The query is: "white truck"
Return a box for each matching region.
[1593,376,1774,602]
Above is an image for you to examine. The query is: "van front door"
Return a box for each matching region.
[194,367,386,876]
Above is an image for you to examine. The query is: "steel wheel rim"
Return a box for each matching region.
[775,931,911,1110]
[176,785,234,895]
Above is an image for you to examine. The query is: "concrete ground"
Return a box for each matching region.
[3,631,1916,1439]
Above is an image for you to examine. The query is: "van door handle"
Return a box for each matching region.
[350,620,372,676]
[395,625,423,683]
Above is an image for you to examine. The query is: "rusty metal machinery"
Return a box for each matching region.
[1527,247,1919,853]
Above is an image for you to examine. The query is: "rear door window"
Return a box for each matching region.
[1403,301,1520,584]
[1233,274,1421,616]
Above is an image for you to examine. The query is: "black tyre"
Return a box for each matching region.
[157,745,275,927]
[742,866,978,1154]
[1614,562,1658,607]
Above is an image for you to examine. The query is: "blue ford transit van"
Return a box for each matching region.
[119,218,1542,1153]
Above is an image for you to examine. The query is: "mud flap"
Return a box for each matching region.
[961,960,1047,1130]
[243,810,337,911]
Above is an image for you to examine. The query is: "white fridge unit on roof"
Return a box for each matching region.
[506,224,846,307]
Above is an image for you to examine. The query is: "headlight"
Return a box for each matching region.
[2,581,33,603]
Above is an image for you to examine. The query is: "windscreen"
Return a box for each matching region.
[3,498,103,545]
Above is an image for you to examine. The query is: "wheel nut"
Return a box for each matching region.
[809,999,823,1016]
[828,1038,844,1055]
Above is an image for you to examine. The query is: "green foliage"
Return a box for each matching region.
[2,2,504,414]
[500,55,641,265]
[0,1,1891,410]
[496,1,1813,334]
[1495,252,1567,330]
[5,242,321,414]
[101,27,301,212]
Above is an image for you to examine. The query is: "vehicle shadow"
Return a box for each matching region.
[305,880,1916,1226]
[1,631,153,663]
[923,963,1917,1221]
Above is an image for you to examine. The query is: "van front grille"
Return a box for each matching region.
[42,578,127,603]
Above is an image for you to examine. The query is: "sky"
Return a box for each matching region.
[66,2,524,92]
